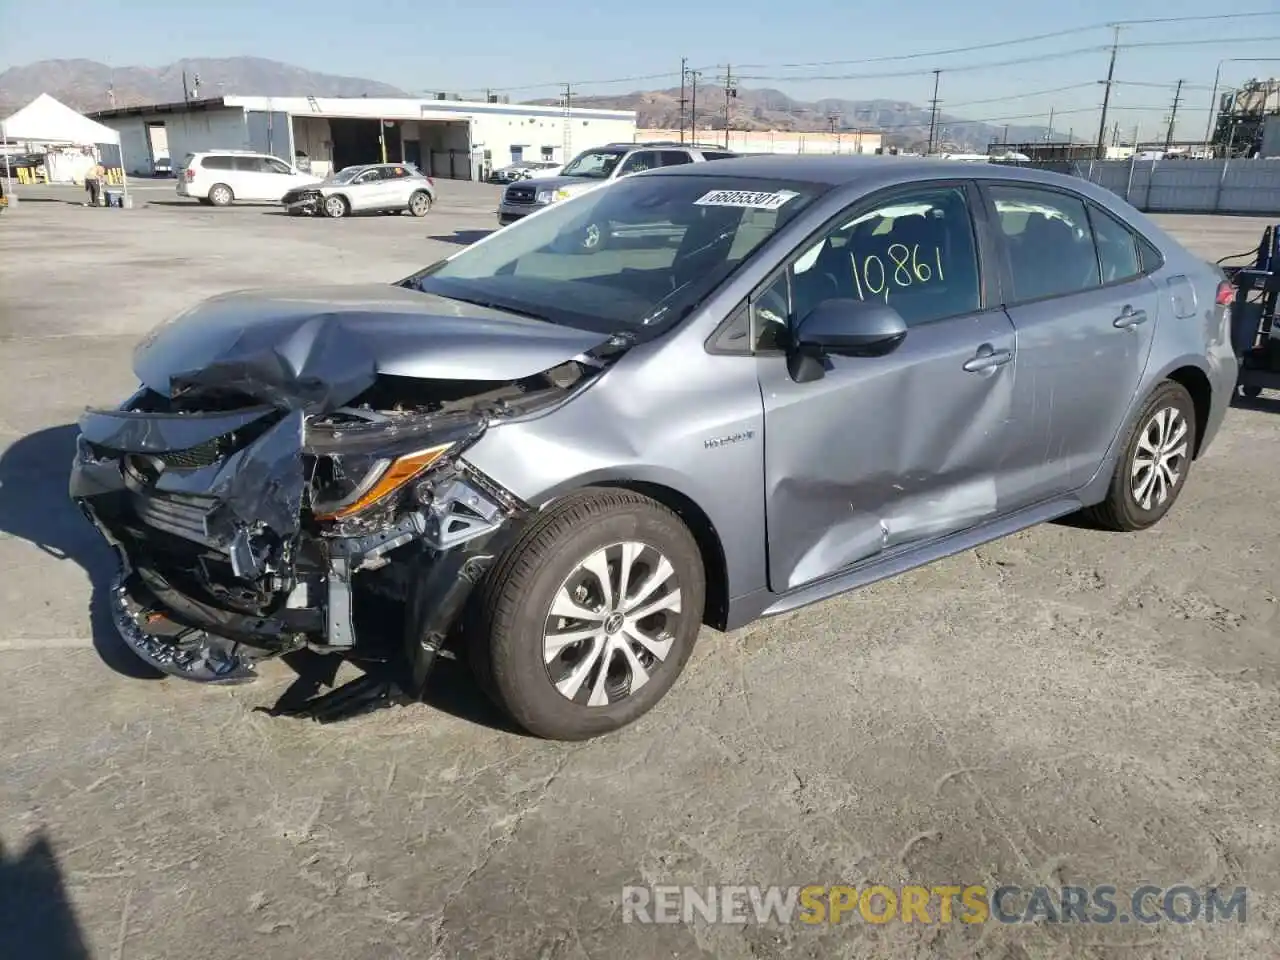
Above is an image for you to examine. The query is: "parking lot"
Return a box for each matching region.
[2,180,1279,959]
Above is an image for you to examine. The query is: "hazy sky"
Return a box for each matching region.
[5,0,1280,139]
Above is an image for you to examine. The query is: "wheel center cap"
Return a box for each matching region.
[603,612,624,635]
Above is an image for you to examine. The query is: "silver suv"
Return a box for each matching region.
[496,141,735,241]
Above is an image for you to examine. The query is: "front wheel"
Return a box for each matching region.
[1081,380,1197,531]
[207,183,233,207]
[323,195,349,218]
[469,490,705,740]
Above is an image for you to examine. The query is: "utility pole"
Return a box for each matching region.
[1095,24,1121,160]
[1164,79,1184,152]
[723,65,736,149]
[678,58,687,143]
[1046,106,1054,141]
[926,69,941,155]
[689,69,700,140]
[561,83,573,162]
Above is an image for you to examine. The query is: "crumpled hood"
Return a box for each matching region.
[133,283,609,411]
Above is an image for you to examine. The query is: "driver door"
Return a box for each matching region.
[347,168,384,211]
[755,182,1019,592]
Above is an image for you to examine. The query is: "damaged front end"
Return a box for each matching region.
[70,362,596,693]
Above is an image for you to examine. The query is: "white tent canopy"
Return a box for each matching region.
[0,93,120,144]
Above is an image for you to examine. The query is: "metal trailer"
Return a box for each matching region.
[1224,224,1280,398]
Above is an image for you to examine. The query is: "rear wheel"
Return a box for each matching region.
[1081,380,1197,531]
[207,183,233,207]
[407,190,432,217]
[469,489,705,740]
[323,194,349,219]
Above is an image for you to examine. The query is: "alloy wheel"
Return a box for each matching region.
[324,196,346,218]
[542,541,683,707]
[1131,406,1189,511]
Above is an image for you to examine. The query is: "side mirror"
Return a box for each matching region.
[787,298,908,383]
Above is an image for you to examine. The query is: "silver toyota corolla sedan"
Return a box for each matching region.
[71,156,1237,740]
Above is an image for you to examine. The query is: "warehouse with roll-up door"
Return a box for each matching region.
[88,95,637,182]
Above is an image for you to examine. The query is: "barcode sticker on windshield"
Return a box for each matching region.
[694,189,799,210]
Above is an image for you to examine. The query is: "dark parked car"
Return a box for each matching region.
[71,156,1236,740]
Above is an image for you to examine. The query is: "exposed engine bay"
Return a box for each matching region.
[70,284,627,718]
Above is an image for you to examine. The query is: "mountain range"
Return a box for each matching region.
[0,57,1056,151]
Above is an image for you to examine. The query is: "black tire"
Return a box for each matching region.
[407,190,432,217]
[1081,380,1198,532]
[207,183,233,207]
[196,197,214,206]
[468,489,705,741]
[1240,384,1263,399]
[323,194,349,219]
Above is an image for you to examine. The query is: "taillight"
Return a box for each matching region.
[185,168,195,181]
[1216,281,1234,306]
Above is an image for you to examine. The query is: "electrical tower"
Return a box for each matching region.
[1164,79,1185,152]
[926,70,941,154]
[688,69,701,140]
[1095,25,1121,160]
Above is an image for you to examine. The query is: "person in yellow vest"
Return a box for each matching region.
[85,160,105,207]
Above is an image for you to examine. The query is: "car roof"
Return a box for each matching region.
[638,153,1116,194]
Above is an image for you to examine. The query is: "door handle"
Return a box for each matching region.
[963,346,1013,372]
[1113,306,1149,328]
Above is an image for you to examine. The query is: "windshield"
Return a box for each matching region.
[560,151,625,179]
[405,175,822,336]
[330,166,365,184]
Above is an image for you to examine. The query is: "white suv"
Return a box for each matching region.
[177,151,322,206]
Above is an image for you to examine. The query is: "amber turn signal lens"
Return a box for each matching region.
[314,443,452,521]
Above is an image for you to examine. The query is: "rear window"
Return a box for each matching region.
[201,155,234,170]
[700,151,737,161]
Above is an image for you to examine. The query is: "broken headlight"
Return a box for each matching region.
[309,443,452,521]
[304,411,482,522]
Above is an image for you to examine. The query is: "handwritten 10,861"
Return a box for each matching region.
[850,243,945,303]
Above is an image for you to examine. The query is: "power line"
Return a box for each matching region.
[730,11,1280,70]
[736,46,1107,82]
[943,82,1099,109]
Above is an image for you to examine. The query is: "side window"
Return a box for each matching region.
[988,184,1101,302]
[387,166,409,179]
[353,169,380,184]
[202,155,233,170]
[617,151,658,176]
[700,151,736,161]
[657,150,694,167]
[1087,203,1142,284]
[751,185,982,350]
[263,157,291,175]
[231,156,265,172]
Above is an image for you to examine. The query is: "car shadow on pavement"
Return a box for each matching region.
[0,832,92,960]
[0,424,163,681]
[428,230,493,246]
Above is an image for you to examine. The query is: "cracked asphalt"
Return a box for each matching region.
[1,180,1278,959]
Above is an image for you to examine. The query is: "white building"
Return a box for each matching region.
[88,95,638,180]
[642,127,884,155]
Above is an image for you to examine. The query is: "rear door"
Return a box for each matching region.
[979,182,1160,502]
